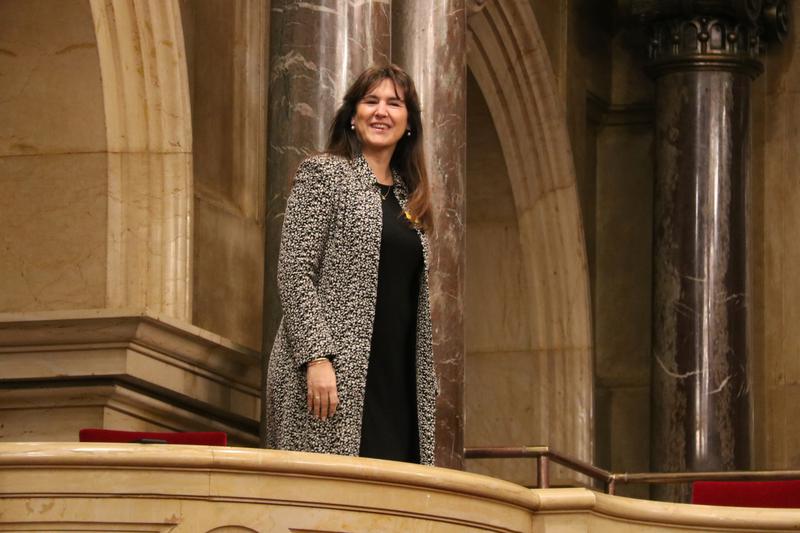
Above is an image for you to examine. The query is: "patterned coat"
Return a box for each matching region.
[265,152,437,465]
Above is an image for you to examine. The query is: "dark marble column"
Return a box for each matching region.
[616,0,789,501]
[260,1,390,446]
[392,1,467,469]
[646,13,764,501]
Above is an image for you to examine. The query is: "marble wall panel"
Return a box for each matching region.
[464,350,542,487]
[465,69,540,482]
[749,68,767,469]
[595,386,650,499]
[594,123,652,385]
[0,154,107,311]
[0,0,105,156]
[566,1,613,103]
[517,198,592,349]
[562,0,610,235]
[610,32,653,106]
[182,0,267,349]
[104,151,192,316]
[466,223,532,353]
[465,348,593,487]
[762,383,800,467]
[465,71,516,224]
[467,1,593,472]
[747,67,768,469]
[561,2,654,482]
[0,0,108,313]
[193,197,265,350]
[89,0,193,320]
[0,0,264,449]
[751,1,800,470]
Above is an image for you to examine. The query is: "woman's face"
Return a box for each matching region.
[352,78,409,155]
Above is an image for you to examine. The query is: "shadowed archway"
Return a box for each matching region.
[465,0,593,482]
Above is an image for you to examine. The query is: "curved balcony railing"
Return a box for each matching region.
[465,445,800,495]
[3,443,800,531]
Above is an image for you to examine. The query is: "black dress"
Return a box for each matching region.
[359,183,423,463]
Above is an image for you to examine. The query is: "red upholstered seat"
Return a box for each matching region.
[79,428,227,446]
[692,480,800,508]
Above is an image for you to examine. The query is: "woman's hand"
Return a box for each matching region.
[306,359,339,421]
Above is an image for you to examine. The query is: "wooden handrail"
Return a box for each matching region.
[464,446,800,495]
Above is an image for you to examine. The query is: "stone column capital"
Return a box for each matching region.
[648,16,764,77]
[617,0,790,77]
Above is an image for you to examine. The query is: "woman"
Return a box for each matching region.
[265,64,437,465]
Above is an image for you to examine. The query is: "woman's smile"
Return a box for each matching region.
[352,78,409,155]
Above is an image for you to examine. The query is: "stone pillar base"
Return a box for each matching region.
[0,311,260,446]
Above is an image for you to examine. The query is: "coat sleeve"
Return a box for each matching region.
[277,156,338,368]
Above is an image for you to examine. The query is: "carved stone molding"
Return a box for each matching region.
[0,310,261,444]
[89,0,194,320]
[647,15,763,76]
[617,0,790,76]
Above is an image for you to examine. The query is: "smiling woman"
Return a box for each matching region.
[351,79,410,168]
[265,65,438,465]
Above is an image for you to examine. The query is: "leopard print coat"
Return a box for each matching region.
[265,152,436,465]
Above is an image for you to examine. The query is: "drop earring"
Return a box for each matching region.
[350,123,355,130]
[406,129,411,137]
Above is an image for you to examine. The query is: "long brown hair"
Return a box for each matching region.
[327,64,433,232]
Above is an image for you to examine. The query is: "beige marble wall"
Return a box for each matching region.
[564,2,611,246]
[92,0,194,319]
[464,71,540,486]
[0,0,107,312]
[466,0,594,485]
[0,0,262,446]
[0,0,193,319]
[182,0,268,351]
[590,32,654,498]
[751,5,800,471]
[593,117,653,498]
[541,1,657,495]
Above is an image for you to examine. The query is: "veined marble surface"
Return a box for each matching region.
[1,443,800,532]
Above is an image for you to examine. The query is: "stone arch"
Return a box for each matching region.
[467,0,593,466]
[90,0,193,319]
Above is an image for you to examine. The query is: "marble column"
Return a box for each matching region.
[392,1,467,469]
[646,13,764,501]
[261,1,391,445]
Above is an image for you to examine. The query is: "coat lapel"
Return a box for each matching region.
[351,153,429,272]
[350,152,377,190]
